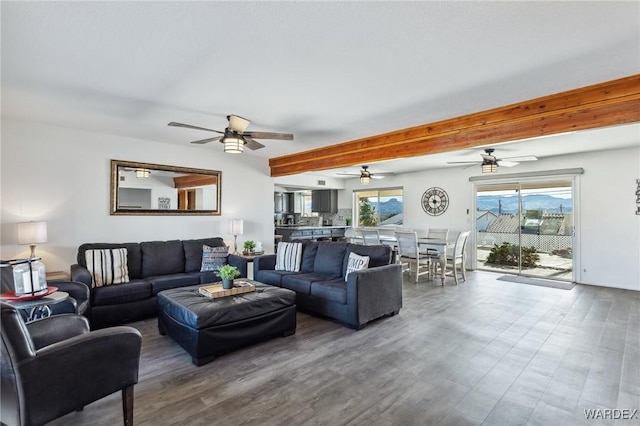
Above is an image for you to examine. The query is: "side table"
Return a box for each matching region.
[239,253,267,280]
[1,291,69,322]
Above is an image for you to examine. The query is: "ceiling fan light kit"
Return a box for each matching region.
[481,162,497,173]
[223,136,244,154]
[135,168,150,178]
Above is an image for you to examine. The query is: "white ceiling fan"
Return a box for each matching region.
[447,148,537,172]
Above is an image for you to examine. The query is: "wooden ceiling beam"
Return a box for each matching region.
[173,174,217,189]
[269,74,640,177]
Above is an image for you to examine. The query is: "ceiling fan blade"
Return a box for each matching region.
[190,136,222,145]
[371,175,386,180]
[243,137,265,151]
[499,161,519,167]
[228,115,251,133]
[447,161,481,165]
[337,173,360,176]
[168,122,224,134]
[500,155,538,162]
[243,131,294,140]
[374,172,395,176]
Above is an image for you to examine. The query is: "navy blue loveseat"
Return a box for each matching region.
[253,241,402,329]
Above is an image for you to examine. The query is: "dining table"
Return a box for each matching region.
[417,238,455,285]
[352,233,455,285]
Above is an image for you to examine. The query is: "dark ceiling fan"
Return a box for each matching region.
[447,148,537,172]
[337,165,395,183]
[168,114,293,153]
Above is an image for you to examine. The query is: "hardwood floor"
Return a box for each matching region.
[49,271,639,426]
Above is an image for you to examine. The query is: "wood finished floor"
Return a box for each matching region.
[49,271,639,426]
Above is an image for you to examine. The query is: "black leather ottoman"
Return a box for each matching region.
[157,281,296,366]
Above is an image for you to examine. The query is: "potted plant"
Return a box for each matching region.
[243,240,256,255]
[216,265,240,289]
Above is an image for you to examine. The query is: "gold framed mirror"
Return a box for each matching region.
[110,160,222,215]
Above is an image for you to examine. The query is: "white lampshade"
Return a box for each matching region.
[18,221,48,258]
[223,137,244,154]
[231,219,244,235]
[18,221,48,245]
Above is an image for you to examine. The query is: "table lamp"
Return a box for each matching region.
[231,219,244,255]
[18,221,48,258]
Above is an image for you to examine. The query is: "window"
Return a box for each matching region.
[301,193,318,217]
[354,188,403,227]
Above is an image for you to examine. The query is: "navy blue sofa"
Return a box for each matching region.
[253,241,403,329]
[71,238,248,328]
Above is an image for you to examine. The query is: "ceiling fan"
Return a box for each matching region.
[447,148,537,172]
[337,165,395,184]
[168,114,293,153]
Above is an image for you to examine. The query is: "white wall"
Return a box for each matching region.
[1,119,276,272]
[2,118,638,291]
[342,146,640,291]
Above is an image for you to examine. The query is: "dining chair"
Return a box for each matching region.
[361,229,381,245]
[395,231,431,283]
[446,231,470,284]
[425,228,449,275]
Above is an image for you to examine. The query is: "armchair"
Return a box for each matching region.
[0,303,142,426]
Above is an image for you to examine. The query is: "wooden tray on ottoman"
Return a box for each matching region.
[198,280,255,299]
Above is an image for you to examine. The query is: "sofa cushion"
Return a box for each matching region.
[313,242,348,279]
[281,273,334,295]
[84,248,130,288]
[140,240,185,278]
[254,269,298,287]
[310,279,347,304]
[297,241,318,272]
[91,279,151,306]
[276,242,303,272]
[77,242,142,279]
[345,252,369,281]
[147,273,202,296]
[200,245,228,272]
[183,238,226,272]
[343,244,392,276]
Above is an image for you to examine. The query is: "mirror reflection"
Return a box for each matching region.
[110,160,221,215]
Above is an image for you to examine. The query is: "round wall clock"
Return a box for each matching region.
[421,187,449,216]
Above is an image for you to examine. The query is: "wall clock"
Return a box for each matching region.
[421,187,449,216]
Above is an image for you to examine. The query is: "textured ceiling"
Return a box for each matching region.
[2,1,639,178]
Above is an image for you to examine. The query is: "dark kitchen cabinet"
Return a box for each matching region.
[311,190,337,213]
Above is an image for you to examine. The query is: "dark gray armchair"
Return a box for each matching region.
[0,303,142,426]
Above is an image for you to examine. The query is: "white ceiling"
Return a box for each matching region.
[2,1,639,180]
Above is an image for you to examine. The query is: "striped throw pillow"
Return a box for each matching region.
[85,248,130,288]
[275,242,303,272]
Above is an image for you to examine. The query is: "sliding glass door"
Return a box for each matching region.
[475,180,574,281]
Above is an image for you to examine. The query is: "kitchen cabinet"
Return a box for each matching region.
[274,192,294,213]
[311,190,337,213]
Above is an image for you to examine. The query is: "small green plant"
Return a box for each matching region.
[243,240,256,251]
[216,264,240,280]
[485,242,539,268]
